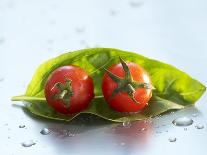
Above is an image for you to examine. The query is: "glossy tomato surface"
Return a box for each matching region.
[102,62,152,112]
[44,65,94,114]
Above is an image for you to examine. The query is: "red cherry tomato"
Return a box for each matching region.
[44,65,94,114]
[102,58,152,112]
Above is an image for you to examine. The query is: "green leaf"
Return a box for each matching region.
[12,48,206,122]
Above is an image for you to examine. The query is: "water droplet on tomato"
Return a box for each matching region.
[172,117,193,126]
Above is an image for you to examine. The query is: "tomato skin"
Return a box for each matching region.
[44,65,94,114]
[102,62,152,112]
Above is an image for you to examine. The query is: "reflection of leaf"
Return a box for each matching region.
[12,48,206,122]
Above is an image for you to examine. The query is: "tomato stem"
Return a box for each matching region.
[52,78,74,108]
[105,57,152,104]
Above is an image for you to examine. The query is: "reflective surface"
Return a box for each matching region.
[1,0,207,155]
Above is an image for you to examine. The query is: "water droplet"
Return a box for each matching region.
[172,117,193,126]
[184,128,188,131]
[75,27,85,33]
[195,124,204,129]
[0,37,5,44]
[21,140,36,147]
[120,142,125,146]
[122,121,131,128]
[156,131,162,134]
[68,133,75,137]
[79,40,86,45]
[40,128,50,135]
[129,1,143,7]
[109,10,117,16]
[49,20,56,26]
[141,128,147,131]
[19,125,25,128]
[192,113,198,117]
[168,137,177,142]
[47,39,54,44]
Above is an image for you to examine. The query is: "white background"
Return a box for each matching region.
[1,0,207,155]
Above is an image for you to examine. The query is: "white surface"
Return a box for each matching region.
[1,0,207,155]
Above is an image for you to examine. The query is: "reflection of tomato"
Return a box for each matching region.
[44,65,94,114]
[111,120,153,146]
[102,57,153,112]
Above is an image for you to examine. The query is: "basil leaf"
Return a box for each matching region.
[12,48,206,122]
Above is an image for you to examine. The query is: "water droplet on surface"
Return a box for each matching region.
[109,10,116,16]
[47,39,54,44]
[192,113,198,117]
[19,125,25,128]
[195,124,204,129]
[21,140,36,147]
[75,27,85,33]
[141,128,147,131]
[122,121,131,128]
[168,137,177,142]
[79,40,86,45]
[40,128,50,135]
[129,1,143,7]
[120,142,125,146]
[0,37,5,44]
[172,117,193,126]
[156,131,162,134]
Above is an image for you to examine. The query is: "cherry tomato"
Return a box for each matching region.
[44,65,94,114]
[102,57,152,112]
